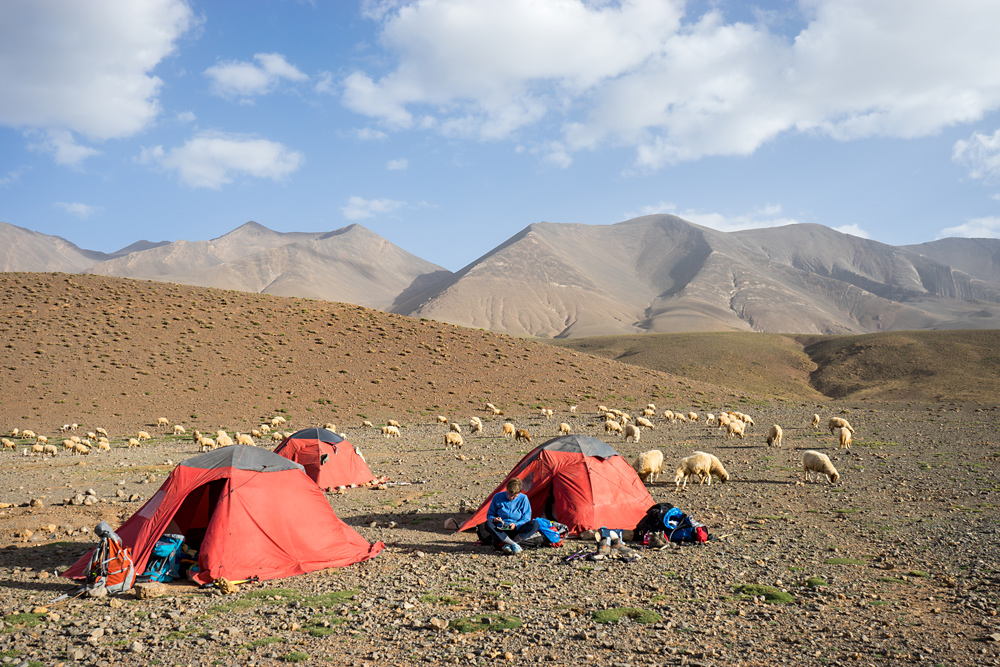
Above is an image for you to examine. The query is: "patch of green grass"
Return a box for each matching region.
[907,570,929,578]
[303,590,358,607]
[878,576,911,585]
[419,594,460,605]
[825,558,864,565]
[284,652,309,662]
[244,636,285,649]
[449,614,522,633]
[732,584,796,604]
[805,577,828,587]
[591,608,662,624]
[3,612,43,631]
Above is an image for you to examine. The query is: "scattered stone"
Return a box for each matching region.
[29,498,43,507]
[134,582,168,599]
[429,617,449,631]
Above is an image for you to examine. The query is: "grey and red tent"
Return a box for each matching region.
[459,434,653,535]
[63,446,383,585]
[273,427,373,491]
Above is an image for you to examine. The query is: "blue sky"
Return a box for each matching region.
[2,0,1000,272]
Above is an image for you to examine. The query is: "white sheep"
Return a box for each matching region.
[21,429,36,440]
[675,413,688,423]
[469,419,483,435]
[641,408,656,418]
[127,438,141,448]
[35,435,48,445]
[569,405,578,413]
[30,443,44,455]
[558,422,571,435]
[95,440,111,451]
[387,419,401,428]
[136,430,151,442]
[216,433,235,448]
[382,425,400,438]
[597,404,610,414]
[72,443,90,456]
[604,420,623,435]
[235,433,255,447]
[674,451,729,488]
[173,424,186,435]
[636,417,655,430]
[449,422,461,434]
[157,417,170,428]
[436,415,449,424]
[663,410,674,422]
[726,420,745,439]
[502,423,515,438]
[766,424,783,447]
[323,422,337,431]
[199,437,216,452]
[632,450,663,483]
[838,427,852,449]
[96,427,109,439]
[624,423,641,443]
[259,424,271,434]
[271,415,287,427]
[270,432,284,442]
[60,424,72,432]
[705,413,715,425]
[42,444,58,457]
[362,420,374,429]
[687,412,699,422]
[828,417,854,435]
[810,414,820,429]
[1,438,15,450]
[540,408,554,419]
[444,432,464,448]
[802,450,840,484]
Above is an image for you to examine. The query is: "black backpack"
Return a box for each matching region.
[633,503,676,538]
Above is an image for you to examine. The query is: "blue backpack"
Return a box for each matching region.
[142,534,184,582]
[662,508,708,544]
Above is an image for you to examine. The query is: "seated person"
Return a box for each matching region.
[483,478,539,554]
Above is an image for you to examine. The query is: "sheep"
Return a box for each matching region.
[604,420,623,435]
[96,427,109,438]
[436,415,449,424]
[70,435,81,444]
[663,410,674,422]
[21,429,36,440]
[259,424,271,434]
[387,419,401,428]
[271,415,287,427]
[646,403,656,411]
[766,424,783,447]
[624,423,641,443]
[449,422,461,434]
[675,413,688,423]
[705,413,715,425]
[636,417,655,430]
[60,424,72,433]
[674,451,729,488]
[42,444,58,457]
[127,438,141,448]
[716,414,731,429]
[620,413,632,423]
[382,425,400,438]
[487,403,503,415]
[541,408,554,419]
[362,420,374,429]
[597,405,610,414]
[157,417,170,428]
[190,429,202,444]
[802,450,840,484]
[838,427,852,449]
[726,420,745,439]
[235,433,255,447]
[270,432,284,442]
[603,412,617,422]
[469,420,483,435]
[811,414,820,429]
[569,405,578,413]
[136,430,151,441]
[173,424,186,435]
[86,431,97,440]
[642,408,656,418]
[216,433,234,448]
[558,422,571,435]
[95,440,111,451]
[199,437,216,452]
[632,450,663,483]
[36,435,48,445]
[687,412,699,422]
[30,443,44,455]
[1,438,15,450]
[323,422,337,431]
[72,443,90,456]
[828,417,854,435]
[502,423,515,438]
[515,429,531,444]
[10,428,18,438]
[444,432,464,449]
[62,439,75,450]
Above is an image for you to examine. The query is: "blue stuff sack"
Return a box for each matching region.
[662,508,708,544]
[143,533,184,582]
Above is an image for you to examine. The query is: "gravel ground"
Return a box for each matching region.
[2,401,1000,667]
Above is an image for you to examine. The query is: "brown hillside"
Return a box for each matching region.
[0,273,716,434]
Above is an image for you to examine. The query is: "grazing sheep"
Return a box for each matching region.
[802,450,840,484]
[486,403,504,416]
[569,405,578,413]
[469,420,483,435]
[10,428,18,438]
[603,412,617,422]
[62,439,75,450]
[624,423,641,443]
[502,423,515,438]
[86,431,97,440]
[96,428,109,438]
[838,427,852,449]
[444,432,464,448]
[157,417,170,428]
[72,443,90,456]
[620,413,632,423]
[95,440,111,451]
[127,438,141,448]
[42,444,58,457]
[449,422,461,434]
[558,422,571,435]
[35,435,48,445]
[716,414,731,429]
[687,412,699,422]
[388,419,401,428]
[675,413,688,423]
[270,432,284,442]
[636,417,655,430]
[1,438,15,450]
[663,410,674,422]
[235,433,255,447]
[632,450,664,483]
[515,429,531,444]
[828,417,854,435]
[362,420,374,429]
[597,405,610,414]
[70,435,81,444]
[271,416,287,427]
[641,408,656,418]
[136,431,151,442]
[811,414,820,429]
[21,430,36,440]
[705,413,715,425]
[382,425,401,438]
[540,408,554,419]
[323,422,337,431]
[604,420,623,435]
[674,451,729,488]
[199,437,216,452]
[766,424,784,447]
[436,415,449,424]
[60,424,71,432]
[259,424,271,434]
[173,424,186,435]
[30,443,44,455]
[726,420,745,439]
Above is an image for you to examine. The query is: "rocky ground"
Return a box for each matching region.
[1,401,999,667]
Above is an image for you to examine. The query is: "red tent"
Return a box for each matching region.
[459,434,653,535]
[274,427,374,491]
[63,446,383,585]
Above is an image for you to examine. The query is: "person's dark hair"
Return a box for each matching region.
[506,478,522,494]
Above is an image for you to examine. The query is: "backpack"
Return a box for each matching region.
[141,533,184,583]
[86,521,137,593]
[633,502,676,537]
[662,507,709,544]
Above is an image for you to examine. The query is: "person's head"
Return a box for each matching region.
[505,478,522,499]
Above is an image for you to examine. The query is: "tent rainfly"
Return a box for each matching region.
[273,427,374,490]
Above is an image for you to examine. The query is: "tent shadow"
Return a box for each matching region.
[0,541,94,571]
[340,511,464,535]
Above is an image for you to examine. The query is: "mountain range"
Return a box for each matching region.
[2,216,998,337]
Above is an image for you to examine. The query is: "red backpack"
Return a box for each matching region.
[86,522,137,594]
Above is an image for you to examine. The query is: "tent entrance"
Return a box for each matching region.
[164,478,228,550]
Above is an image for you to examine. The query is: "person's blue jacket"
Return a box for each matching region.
[486,490,532,528]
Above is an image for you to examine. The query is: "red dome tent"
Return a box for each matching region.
[274,427,374,491]
[459,435,653,535]
[63,446,383,585]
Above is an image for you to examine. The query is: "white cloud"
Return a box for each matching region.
[54,201,102,219]
[138,131,304,189]
[833,224,870,239]
[0,167,27,187]
[27,129,100,166]
[314,71,335,94]
[0,0,194,159]
[938,216,1000,239]
[387,157,408,170]
[953,128,1000,183]
[343,0,1000,167]
[355,127,389,141]
[205,52,308,100]
[176,111,196,123]
[341,195,405,220]
[626,201,800,232]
